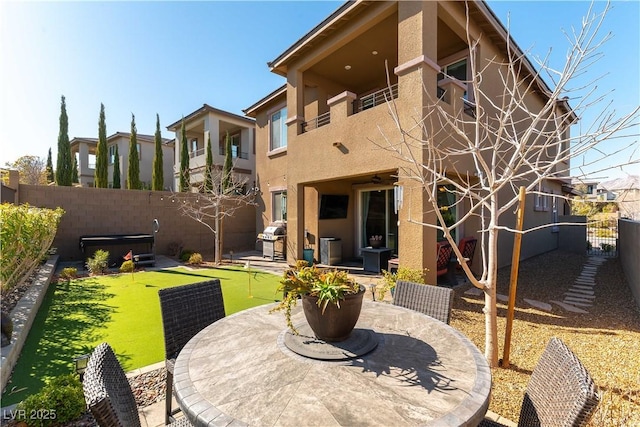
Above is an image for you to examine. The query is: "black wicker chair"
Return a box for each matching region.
[82,342,192,427]
[393,280,454,324]
[480,337,599,426]
[159,280,225,424]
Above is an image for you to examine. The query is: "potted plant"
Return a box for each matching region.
[369,235,383,248]
[271,260,365,342]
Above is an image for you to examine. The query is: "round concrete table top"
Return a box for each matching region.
[173,301,491,427]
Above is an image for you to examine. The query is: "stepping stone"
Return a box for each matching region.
[523,299,552,311]
[580,272,596,277]
[464,288,483,297]
[562,298,593,307]
[567,288,594,295]
[551,300,588,313]
[575,278,595,285]
[497,294,509,303]
[572,285,595,290]
[564,293,595,300]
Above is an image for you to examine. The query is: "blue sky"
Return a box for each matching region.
[1,1,638,179]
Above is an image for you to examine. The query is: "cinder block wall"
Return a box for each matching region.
[18,185,256,262]
[619,219,640,310]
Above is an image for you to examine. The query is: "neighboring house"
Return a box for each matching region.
[600,175,640,220]
[244,1,573,281]
[166,104,256,191]
[572,179,615,202]
[70,133,175,189]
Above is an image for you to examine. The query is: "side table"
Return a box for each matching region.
[361,247,392,273]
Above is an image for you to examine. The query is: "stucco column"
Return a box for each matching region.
[327,91,357,122]
[285,183,305,264]
[286,69,305,136]
[203,114,219,161]
[394,1,440,283]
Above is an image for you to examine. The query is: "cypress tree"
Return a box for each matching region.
[222,132,233,194]
[46,148,54,183]
[94,103,108,187]
[204,133,213,192]
[72,155,79,183]
[179,118,189,192]
[152,113,164,191]
[127,114,142,190]
[112,144,121,188]
[55,95,73,186]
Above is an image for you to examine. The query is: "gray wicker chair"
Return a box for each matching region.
[393,280,454,324]
[159,280,225,424]
[480,337,599,427]
[82,342,192,427]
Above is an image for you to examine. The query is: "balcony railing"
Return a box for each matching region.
[352,84,398,114]
[219,147,249,159]
[301,111,331,133]
[189,148,205,159]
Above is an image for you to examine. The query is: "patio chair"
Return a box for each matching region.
[82,342,192,427]
[436,241,454,278]
[456,236,477,281]
[159,280,225,425]
[480,337,599,427]
[393,280,454,324]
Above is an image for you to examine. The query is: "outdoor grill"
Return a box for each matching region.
[258,222,286,261]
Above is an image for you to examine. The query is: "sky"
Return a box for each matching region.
[1,1,638,180]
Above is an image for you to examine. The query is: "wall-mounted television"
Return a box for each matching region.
[319,194,349,219]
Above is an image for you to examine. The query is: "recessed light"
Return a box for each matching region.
[372,50,378,55]
[344,65,351,70]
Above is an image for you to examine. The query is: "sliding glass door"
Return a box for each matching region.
[359,188,398,254]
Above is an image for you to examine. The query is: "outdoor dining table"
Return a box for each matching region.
[173,301,491,427]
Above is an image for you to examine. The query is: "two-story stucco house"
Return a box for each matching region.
[245,0,574,283]
[166,104,256,191]
[70,132,174,189]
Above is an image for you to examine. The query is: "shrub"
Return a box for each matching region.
[119,260,135,273]
[0,204,64,291]
[595,228,614,238]
[15,374,85,426]
[180,250,194,262]
[86,249,109,275]
[600,243,615,252]
[187,252,203,265]
[59,267,77,280]
[378,266,426,300]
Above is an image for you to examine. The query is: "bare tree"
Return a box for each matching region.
[375,2,639,366]
[5,155,46,185]
[171,165,257,264]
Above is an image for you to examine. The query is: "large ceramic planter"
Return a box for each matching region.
[301,285,365,342]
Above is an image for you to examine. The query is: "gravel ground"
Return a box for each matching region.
[451,251,640,426]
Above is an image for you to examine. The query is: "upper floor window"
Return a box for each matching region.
[270,108,287,151]
[438,58,468,99]
[219,133,245,159]
[108,145,116,164]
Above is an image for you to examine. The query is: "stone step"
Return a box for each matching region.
[550,300,588,313]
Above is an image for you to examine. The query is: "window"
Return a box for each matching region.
[534,187,550,212]
[273,191,287,222]
[220,133,243,158]
[108,145,116,164]
[190,138,198,153]
[270,108,287,151]
[552,195,559,232]
[438,58,468,99]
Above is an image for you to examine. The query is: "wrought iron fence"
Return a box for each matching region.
[586,218,618,257]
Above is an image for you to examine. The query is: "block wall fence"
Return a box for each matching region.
[16,185,257,262]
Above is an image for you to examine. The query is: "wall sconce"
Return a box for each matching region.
[333,142,343,148]
[74,354,90,381]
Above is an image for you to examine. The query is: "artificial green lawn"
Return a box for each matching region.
[1,266,281,406]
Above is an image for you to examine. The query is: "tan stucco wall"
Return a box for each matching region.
[17,185,256,262]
